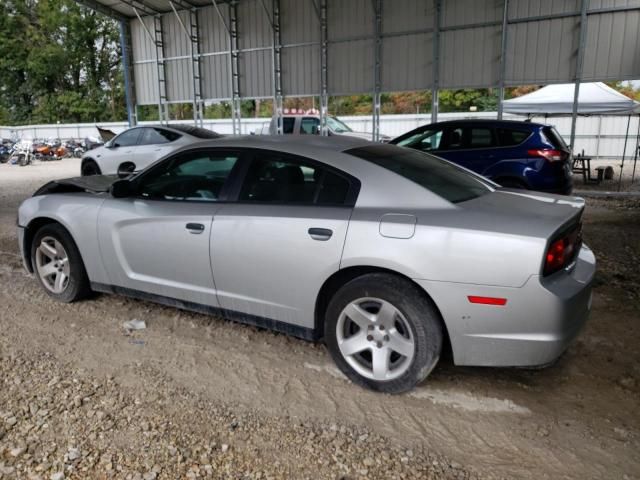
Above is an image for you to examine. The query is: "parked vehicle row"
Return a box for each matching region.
[19,135,594,393]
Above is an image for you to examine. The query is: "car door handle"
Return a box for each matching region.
[186,223,205,234]
[308,228,333,241]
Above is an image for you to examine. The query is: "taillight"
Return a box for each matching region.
[544,224,581,276]
[528,149,568,162]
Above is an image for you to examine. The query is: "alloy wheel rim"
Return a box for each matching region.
[35,236,70,294]
[336,297,415,381]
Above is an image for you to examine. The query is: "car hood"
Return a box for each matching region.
[33,175,119,196]
[339,131,392,142]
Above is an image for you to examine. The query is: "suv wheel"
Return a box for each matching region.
[324,273,443,393]
[81,159,101,176]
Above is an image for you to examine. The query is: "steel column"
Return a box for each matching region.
[262,0,283,134]
[154,15,169,123]
[569,0,589,152]
[497,0,509,120]
[319,0,328,136]
[119,20,137,126]
[372,0,382,142]
[631,117,640,184]
[431,0,441,124]
[230,1,241,134]
[189,9,203,126]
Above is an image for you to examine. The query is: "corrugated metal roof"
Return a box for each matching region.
[81,0,640,105]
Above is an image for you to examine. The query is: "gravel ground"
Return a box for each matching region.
[0,159,639,480]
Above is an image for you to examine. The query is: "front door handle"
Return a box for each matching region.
[308,227,333,241]
[186,222,205,234]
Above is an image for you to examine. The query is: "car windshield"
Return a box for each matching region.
[327,116,353,133]
[347,144,492,204]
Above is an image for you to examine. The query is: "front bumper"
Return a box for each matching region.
[415,243,596,367]
[17,226,32,273]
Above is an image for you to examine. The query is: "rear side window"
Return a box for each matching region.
[300,117,320,135]
[496,128,530,146]
[139,128,181,145]
[282,117,295,134]
[347,144,491,204]
[468,128,495,148]
[240,153,351,205]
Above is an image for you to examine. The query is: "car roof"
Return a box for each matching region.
[174,134,372,152]
[426,119,547,129]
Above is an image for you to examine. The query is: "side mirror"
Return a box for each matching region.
[104,140,115,148]
[117,161,136,179]
[110,179,133,198]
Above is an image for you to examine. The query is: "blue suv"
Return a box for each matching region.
[390,119,573,194]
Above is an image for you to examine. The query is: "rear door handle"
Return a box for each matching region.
[308,228,333,241]
[186,222,205,234]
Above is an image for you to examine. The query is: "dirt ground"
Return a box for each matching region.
[0,159,639,480]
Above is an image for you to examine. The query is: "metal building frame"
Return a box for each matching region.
[76,0,640,139]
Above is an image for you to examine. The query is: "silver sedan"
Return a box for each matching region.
[17,135,595,393]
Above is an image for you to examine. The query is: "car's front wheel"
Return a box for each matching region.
[31,223,91,303]
[324,273,443,393]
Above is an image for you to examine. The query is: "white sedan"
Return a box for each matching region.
[80,125,221,176]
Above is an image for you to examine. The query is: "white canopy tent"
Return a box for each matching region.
[503,82,640,116]
[504,82,640,189]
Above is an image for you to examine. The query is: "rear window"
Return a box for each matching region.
[169,125,223,139]
[542,126,569,150]
[347,144,492,204]
[496,128,530,146]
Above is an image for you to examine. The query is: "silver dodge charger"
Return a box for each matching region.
[17,136,595,393]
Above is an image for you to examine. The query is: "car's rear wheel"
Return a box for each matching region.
[81,159,101,176]
[324,273,443,393]
[31,224,91,303]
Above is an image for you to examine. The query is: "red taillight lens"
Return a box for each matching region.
[528,149,568,162]
[545,238,566,275]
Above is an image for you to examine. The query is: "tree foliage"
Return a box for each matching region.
[0,0,124,125]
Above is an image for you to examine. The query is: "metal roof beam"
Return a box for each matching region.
[74,0,127,21]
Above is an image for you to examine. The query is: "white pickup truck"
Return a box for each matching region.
[266,114,390,142]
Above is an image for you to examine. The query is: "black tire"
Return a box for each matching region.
[324,273,443,394]
[31,223,92,303]
[81,159,101,176]
[497,177,528,189]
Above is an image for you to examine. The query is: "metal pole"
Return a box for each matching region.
[431,0,441,124]
[617,114,631,191]
[594,115,602,160]
[631,116,640,183]
[230,1,241,134]
[189,9,203,126]
[372,0,382,142]
[267,0,283,134]
[119,20,137,126]
[319,0,329,136]
[569,0,589,153]
[497,0,509,120]
[153,14,168,124]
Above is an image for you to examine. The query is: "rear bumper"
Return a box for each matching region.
[415,243,596,367]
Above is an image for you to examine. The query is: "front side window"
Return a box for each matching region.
[347,144,492,204]
[300,117,320,135]
[240,152,351,205]
[396,128,444,152]
[113,128,141,147]
[136,150,239,201]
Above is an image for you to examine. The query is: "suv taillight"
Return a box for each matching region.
[528,149,568,162]
[544,223,582,276]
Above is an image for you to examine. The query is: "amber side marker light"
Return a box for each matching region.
[467,296,508,306]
